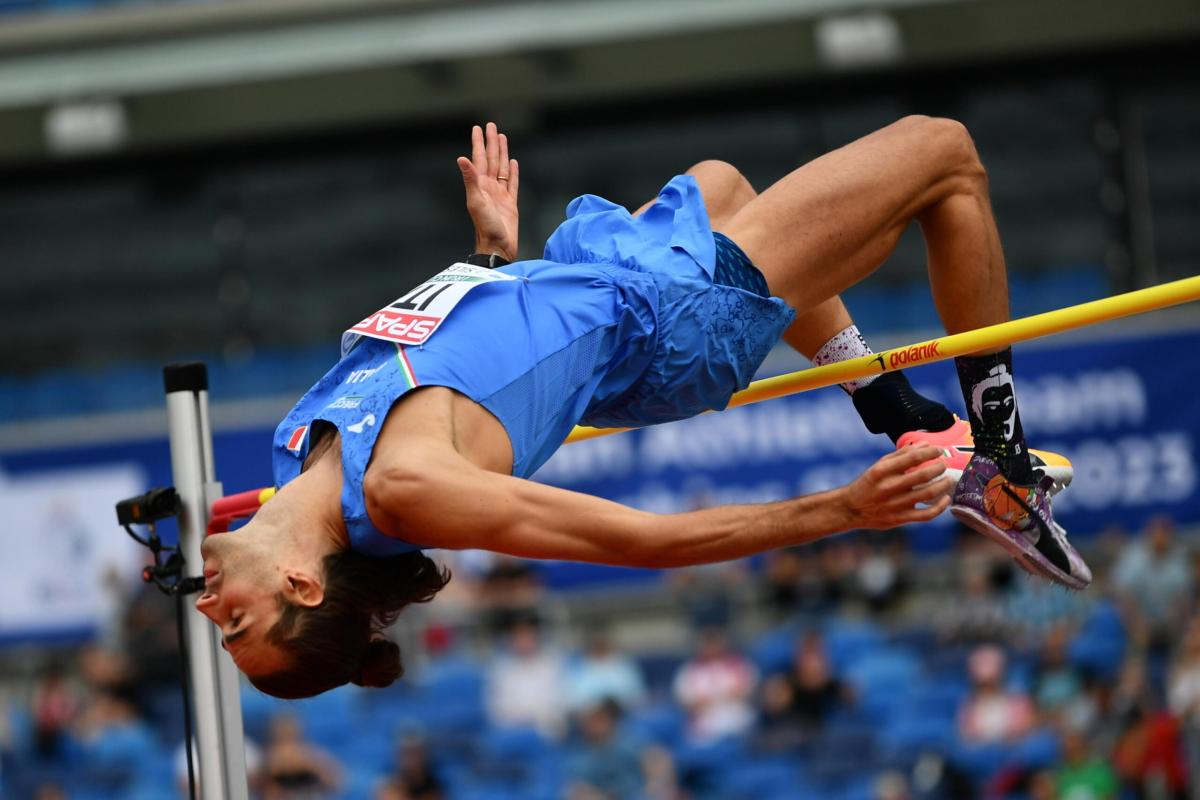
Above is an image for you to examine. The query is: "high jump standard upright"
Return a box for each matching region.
[163,363,249,800]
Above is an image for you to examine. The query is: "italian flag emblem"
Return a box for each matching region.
[396,345,419,389]
[286,425,308,453]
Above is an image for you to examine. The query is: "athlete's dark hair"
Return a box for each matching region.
[248,549,450,699]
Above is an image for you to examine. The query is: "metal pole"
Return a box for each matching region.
[164,363,249,800]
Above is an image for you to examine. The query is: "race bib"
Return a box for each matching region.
[345,263,517,348]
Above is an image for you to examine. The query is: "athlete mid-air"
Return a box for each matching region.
[197,121,1089,699]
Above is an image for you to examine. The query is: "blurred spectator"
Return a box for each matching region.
[73,689,140,743]
[566,626,647,713]
[31,662,78,760]
[1054,727,1118,800]
[668,492,753,630]
[874,770,910,800]
[33,784,68,800]
[476,555,546,633]
[760,547,805,621]
[958,645,1036,744]
[375,782,409,800]
[1005,572,1092,645]
[760,546,841,622]
[673,627,757,744]
[1168,618,1200,791]
[1113,516,1193,657]
[756,672,806,752]
[789,631,853,729]
[1027,769,1056,800]
[641,745,687,800]
[485,615,568,739]
[565,699,643,800]
[909,753,976,799]
[262,713,342,800]
[383,733,444,800]
[121,581,183,700]
[1034,626,1085,719]
[933,555,1017,644]
[854,534,910,616]
[669,561,747,631]
[78,645,136,706]
[756,632,852,751]
[1113,703,1189,800]
[819,539,861,604]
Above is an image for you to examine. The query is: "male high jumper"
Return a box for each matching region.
[197,120,1090,699]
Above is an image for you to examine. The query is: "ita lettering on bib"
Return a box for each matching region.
[346,263,517,346]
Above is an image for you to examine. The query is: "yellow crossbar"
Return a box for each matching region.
[565,274,1200,444]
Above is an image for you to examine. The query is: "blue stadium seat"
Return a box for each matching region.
[879,714,958,759]
[1070,601,1127,681]
[1011,728,1061,771]
[845,649,921,688]
[625,702,686,749]
[950,739,1011,783]
[751,625,800,676]
[636,652,686,693]
[674,735,747,788]
[412,656,487,733]
[823,619,885,673]
[808,722,879,788]
[904,679,969,723]
[713,756,805,799]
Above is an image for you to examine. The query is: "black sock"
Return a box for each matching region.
[954,347,1035,483]
[851,371,957,443]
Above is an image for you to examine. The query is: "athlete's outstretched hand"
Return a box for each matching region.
[840,445,954,530]
[457,122,519,262]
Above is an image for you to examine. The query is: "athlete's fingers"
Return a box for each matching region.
[498,133,510,176]
[907,494,951,522]
[485,122,500,178]
[905,461,948,488]
[898,444,942,467]
[879,443,934,463]
[471,125,486,173]
[457,156,478,188]
[894,476,955,508]
[509,159,519,199]
[877,452,945,492]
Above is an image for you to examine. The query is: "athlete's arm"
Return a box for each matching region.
[457,122,520,261]
[365,443,951,569]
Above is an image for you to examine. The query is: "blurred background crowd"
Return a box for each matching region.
[1,0,1198,798]
[8,516,1200,799]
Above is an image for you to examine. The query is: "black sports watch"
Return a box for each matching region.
[465,252,511,269]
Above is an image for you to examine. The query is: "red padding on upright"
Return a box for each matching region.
[208,487,274,535]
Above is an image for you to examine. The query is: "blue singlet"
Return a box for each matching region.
[272,175,796,557]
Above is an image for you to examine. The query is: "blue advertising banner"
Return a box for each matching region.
[532,326,1200,553]
[1,324,1197,638]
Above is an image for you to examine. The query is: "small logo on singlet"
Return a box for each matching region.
[344,366,382,385]
[325,396,364,410]
[286,426,308,453]
[347,414,377,434]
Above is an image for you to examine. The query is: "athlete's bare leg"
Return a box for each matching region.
[721,115,1008,352]
[635,160,864,362]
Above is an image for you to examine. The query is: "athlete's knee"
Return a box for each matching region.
[893,115,987,194]
[685,160,756,223]
[926,117,987,189]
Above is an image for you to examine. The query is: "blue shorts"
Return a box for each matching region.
[543,175,796,431]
